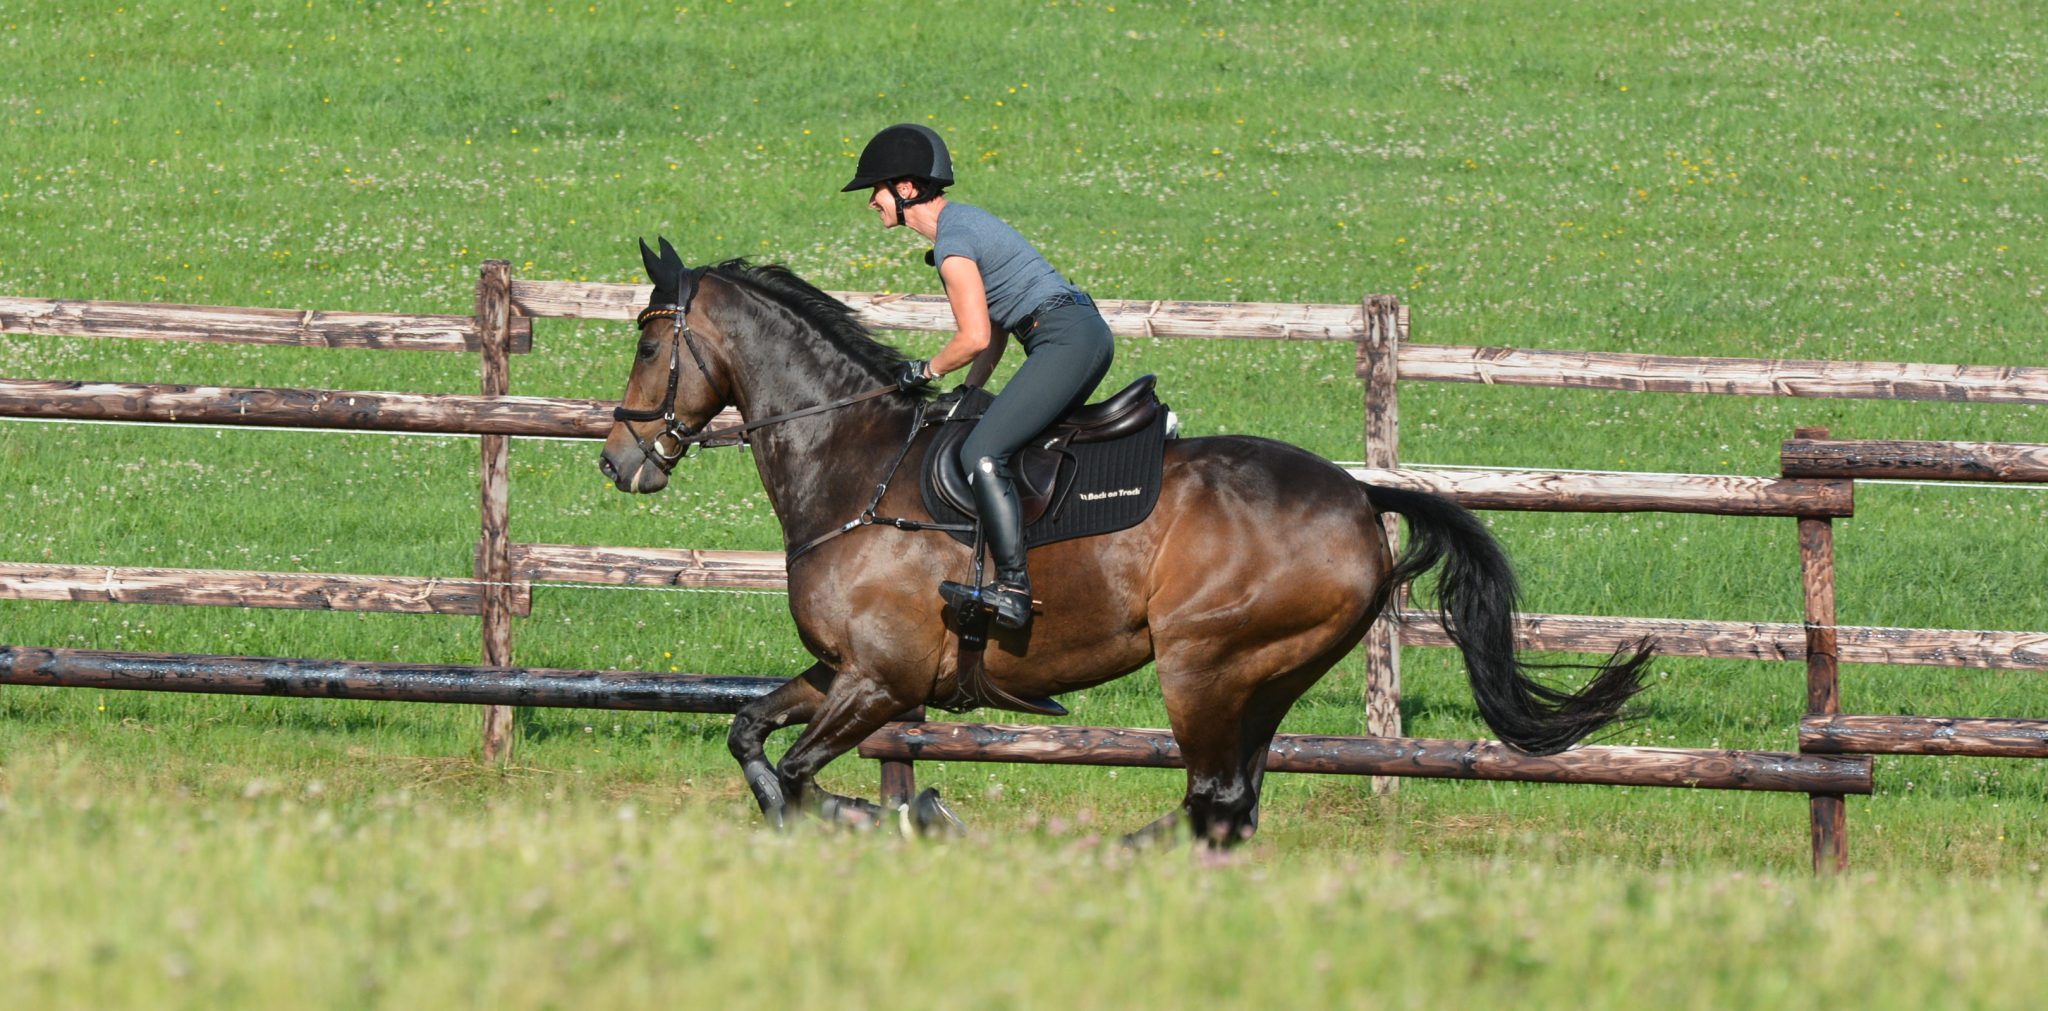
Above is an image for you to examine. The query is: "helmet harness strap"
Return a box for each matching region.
[889,176,940,225]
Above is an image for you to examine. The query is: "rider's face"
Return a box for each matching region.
[866,181,912,228]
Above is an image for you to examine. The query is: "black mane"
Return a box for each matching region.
[707,259,912,382]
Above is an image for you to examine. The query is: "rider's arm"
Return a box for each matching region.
[927,255,998,378]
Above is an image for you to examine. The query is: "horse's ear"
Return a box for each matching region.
[640,238,663,284]
[657,236,684,274]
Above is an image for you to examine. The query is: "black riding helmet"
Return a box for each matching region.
[842,123,955,193]
[844,123,954,226]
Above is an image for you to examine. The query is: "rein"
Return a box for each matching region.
[782,399,973,567]
[614,276,896,472]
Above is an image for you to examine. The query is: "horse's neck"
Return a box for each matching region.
[724,328,917,551]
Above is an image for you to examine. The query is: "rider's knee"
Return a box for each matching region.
[966,453,1011,485]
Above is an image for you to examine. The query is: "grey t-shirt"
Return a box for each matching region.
[931,202,1078,332]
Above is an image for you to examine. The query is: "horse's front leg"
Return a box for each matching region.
[728,662,834,829]
[775,668,923,830]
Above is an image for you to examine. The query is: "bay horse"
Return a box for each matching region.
[600,240,1652,846]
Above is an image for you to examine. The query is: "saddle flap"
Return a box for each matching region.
[927,420,1063,525]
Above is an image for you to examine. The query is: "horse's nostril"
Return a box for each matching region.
[599,456,618,481]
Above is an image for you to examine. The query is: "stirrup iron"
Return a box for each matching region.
[938,579,1037,630]
[934,585,1065,718]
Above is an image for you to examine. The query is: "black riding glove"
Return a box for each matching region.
[894,359,935,393]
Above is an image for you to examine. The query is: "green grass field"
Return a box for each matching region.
[3,1,2046,1006]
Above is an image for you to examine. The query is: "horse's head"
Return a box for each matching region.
[599,237,733,493]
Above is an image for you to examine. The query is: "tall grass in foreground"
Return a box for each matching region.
[2,754,2045,1010]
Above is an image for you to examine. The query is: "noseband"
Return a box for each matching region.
[613,266,899,474]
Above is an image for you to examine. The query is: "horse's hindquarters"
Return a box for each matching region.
[970,436,1389,700]
[1140,436,1389,659]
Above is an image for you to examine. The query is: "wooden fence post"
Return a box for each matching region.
[476,260,517,763]
[1359,295,1403,795]
[1793,425,1847,873]
[879,707,925,812]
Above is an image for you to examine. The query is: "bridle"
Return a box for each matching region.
[612,266,900,474]
[611,266,720,471]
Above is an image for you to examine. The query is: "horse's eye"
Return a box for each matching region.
[636,341,657,361]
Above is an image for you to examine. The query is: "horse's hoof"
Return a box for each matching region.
[909,787,967,838]
[1118,810,1187,849]
[820,795,884,831]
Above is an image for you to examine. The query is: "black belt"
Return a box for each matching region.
[1010,291,1094,337]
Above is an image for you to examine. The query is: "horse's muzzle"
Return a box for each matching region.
[598,447,668,494]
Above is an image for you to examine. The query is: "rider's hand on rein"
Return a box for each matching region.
[894,359,936,394]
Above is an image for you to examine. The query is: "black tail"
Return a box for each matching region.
[1364,484,1653,755]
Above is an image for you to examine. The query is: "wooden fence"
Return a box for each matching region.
[1780,436,2048,763]
[3,264,2043,871]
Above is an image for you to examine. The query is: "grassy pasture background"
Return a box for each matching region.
[2,0,2046,1006]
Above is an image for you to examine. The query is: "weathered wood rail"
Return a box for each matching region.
[510,281,1374,341]
[0,646,1872,796]
[499,543,2048,671]
[0,646,776,713]
[5,262,2046,872]
[0,563,530,616]
[0,379,621,436]
[1345,467,1852,517]
[856,722,1873,795]
[1391,345,2048,404]
[0,296,534,353]
[1800,715,2048,759]
[1781,438,2048,482]
[1393,611,2048,670]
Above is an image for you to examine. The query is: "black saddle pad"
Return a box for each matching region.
[919,396,1169,550]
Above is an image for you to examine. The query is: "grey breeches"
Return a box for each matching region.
[958,303,1114,475]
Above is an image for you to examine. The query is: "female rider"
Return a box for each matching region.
[843,123,1113,629]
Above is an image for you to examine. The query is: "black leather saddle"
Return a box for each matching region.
[925,374,1164,525]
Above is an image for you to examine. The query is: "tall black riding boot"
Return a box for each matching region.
[968,456,1035,628]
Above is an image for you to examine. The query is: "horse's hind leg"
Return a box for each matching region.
[1113,676,1286,849]
[1225,655,1347,841]
[1150,642,1356,849]
[728,662,833,828]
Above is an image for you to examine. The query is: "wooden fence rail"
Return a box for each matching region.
[1345,467,1853,517]
[499,542,2048,671]
[1799,715,2048,759]
[855,722,1873,795]
[1394,611,2048,671]
[0,646,776,713]
[509,281,1374,341]
[1390,345,2048,405]
[1781,438,2048,482]
[3,644,1879,796]
[0,296,531,353]
[0,563,529,616]
[0,379,620,436]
